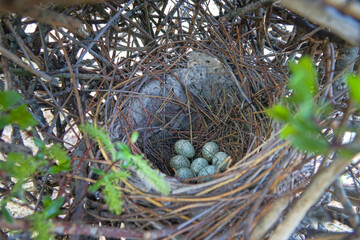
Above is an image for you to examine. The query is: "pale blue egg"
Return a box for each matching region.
[174,139,195,158]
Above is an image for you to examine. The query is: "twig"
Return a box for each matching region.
[272,6,345,45]
[75,0,135,65]
[0,23,11,90]
[323,0,360,21]
[69,141,89,240]
[279,0,360,46]
[269,151,358,240]
[0,141,33,155]
[244,147,290,239]
[0,216,143,239]
[53,28,85,126]
[0,45,54,83]
[332,46,359,97]
[3,19,42,68]
[220,0,273,21]
[333,179,360,228]
[249,195,292,240]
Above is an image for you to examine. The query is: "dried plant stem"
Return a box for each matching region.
[333,179,360,228]
[0,45,53,83]
[269,152,358,240]
[249,195,292,240]
[280,0,360,45]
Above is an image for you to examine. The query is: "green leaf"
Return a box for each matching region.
[347,74,360,106]
[89,171,130,214]
[103,171,130,214]
[30,213,53,240]
[115,151,130,161]
[1,205,13,223]
[0,114,12,129]
[121,159,131,168]
[131,155,170,195]
[0,91,22,111]
[292,114,319,135]
[43,196,64,219]
[9,104,37,129]
[288,56,317,102]
[48,166,58,175]
[89,178,104,192]
[115,142,131,160]
[81,124,116,159]
[92,168,105,176]
[43,196,52,209]
[291,134,329,154]
[280,124,297,138]
[81,121,170,215]
[34,138,46,149]
[296,99,315,119]
[48,164,71,174]
[131,131,139,143]
[115,142,131,152]
[266,105,291,122]
[45,144,71,174]
[35,152,45,160]
[4,153,44,179]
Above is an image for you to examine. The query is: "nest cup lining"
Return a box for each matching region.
[109,50,280,179]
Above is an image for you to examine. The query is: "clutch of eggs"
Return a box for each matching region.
[172,139,231,181]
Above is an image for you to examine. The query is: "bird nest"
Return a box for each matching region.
[105,49,284,175]
[92,33,299,239]
[2,1,360,239]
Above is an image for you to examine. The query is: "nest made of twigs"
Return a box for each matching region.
[92,24,294,238]
[3,1,360,239]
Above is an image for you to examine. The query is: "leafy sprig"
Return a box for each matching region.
[35,139,71,174]
[0,90,69,239]
[267,57,360,154]
[0,91,37,129]
[267,57,330,153]
[30,196,64,240]
[81,124,116,158]
[131,154,170,195]
[90,169,130,214]
[82,124,170,214]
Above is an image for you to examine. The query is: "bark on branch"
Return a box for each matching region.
[278,0,360,46]
[269,152,359,240]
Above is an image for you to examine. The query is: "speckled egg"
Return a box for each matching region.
[202,142,219,161]
[191,158,209,175]
[170,155,191,169]
[177,167,195,179]
[174,139,195,158]
[198,165,217,182]
[212,152,230,172]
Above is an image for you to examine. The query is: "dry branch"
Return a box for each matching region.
[0,216,144,239]
[249,195,292,240]
[269,153,359,240]
[279,0,360,46]
[0,45,53,83]
[334,179,360,228]
[324,0,360,20]
[0,141,33,155]
[221,0,273,21]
